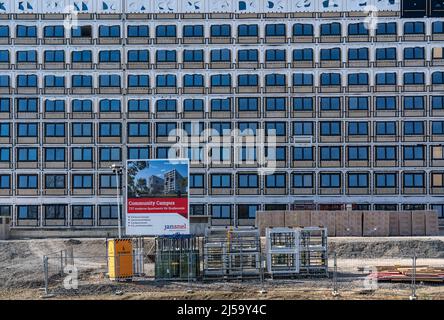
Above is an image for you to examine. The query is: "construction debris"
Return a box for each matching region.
[368,266,444,283]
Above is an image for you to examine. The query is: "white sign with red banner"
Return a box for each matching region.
[125,159,190,236]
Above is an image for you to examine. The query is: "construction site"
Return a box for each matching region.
[1,216,444,300]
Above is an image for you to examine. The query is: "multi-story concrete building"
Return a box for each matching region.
[1,0,444,236]
[164,169,186,195]
[147,175,164,195]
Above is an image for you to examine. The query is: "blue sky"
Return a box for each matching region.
[133,160,188,180]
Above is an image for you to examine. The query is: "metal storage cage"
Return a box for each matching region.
[154,235,200,281]
[265,227,300,276]
[202,226,261,280]
[299,227,328,275]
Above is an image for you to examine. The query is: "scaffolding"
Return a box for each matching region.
[154,235,200,281]
[202,227,261,280]
[299,227,328,275]
[265,228,300,277]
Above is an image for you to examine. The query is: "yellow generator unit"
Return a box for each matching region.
[107,239,134,280]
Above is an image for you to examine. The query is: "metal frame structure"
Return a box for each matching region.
[299,227,328,275]
[202,226,261,279]
[154,234,200,281]
[265,227,300,276]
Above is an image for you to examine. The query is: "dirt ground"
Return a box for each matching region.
[1,237,443,300]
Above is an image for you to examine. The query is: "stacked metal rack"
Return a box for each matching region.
[265,228,300,277]
[154,235,200,281]
[299,227,328,275]
[202,227,261,280]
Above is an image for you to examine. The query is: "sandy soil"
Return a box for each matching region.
[1,237,443,300]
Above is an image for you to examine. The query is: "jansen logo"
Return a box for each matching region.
[164,223,188,231]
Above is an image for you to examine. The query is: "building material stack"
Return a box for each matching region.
[265,228,300,277]
[202,227,261,280]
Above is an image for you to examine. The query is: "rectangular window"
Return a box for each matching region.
[127,25,149,37]
[293,23,313,36]
[128,123,150,137]
[320,121,341,136]
[71,25,92,38]
[348,146,369,161]
[156,25,176,37]
[72,100,92,112]
[17,123,38,137]
[238,204,259,220]
[376,146,397,160]
[211,174,231,188]
[320,173,341,188]
[45,205,66,219]
[0,175,10,189]
[404,146,424,161]
[238,98,258,112]
[293,97,313,111]
[18,174,38,189]
[376,121,397,135]
[70,51,89,64]
[0,148,10,162]
[99,147,121,162]
[100,174,119,188]
[99,123,121,137]
[403,173,424,188]
[266,174,286,188]
[72,123,92,137]
[72,174,93,189]
[211,204,232,219]
[293,147,313,161]
[348,173,368,188]
[210,25,230,37]
[45,175,65,189]
[99,205,120,219]
[293,121,313,136]
[156,99,176,112]
[211,98,231,112]
[44,25,64,37]
[99,25,120,37]
[72,205,93,219]
[45,100,65,112]
[128,99,149,112]
[190,174,204,188]
[183,25,203,37]
[45,123,65,137]
[293,173,313,188]
[72,147,93,162]
[17,147,38,161]
[238,174,258,188]
[99,99,121,112]
[45,148,65,162]
[128,147,150,160]
[238,24,258,36]
[156,123,177,137]
[375,173,397,187]
[320,146,341,161]
[17,205,38,219]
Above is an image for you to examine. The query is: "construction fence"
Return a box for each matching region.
[39,235,444,299]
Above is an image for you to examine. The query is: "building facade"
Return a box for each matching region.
[1,0,444,233]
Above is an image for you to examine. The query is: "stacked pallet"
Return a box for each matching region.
[255,210,440,237]
[369,265,444,283]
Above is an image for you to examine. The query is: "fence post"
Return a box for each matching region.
[410,254,417,300]
[43,255,49,296]
[60,250,64,276]
[332,252,339,297]
[259,253,267,294]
